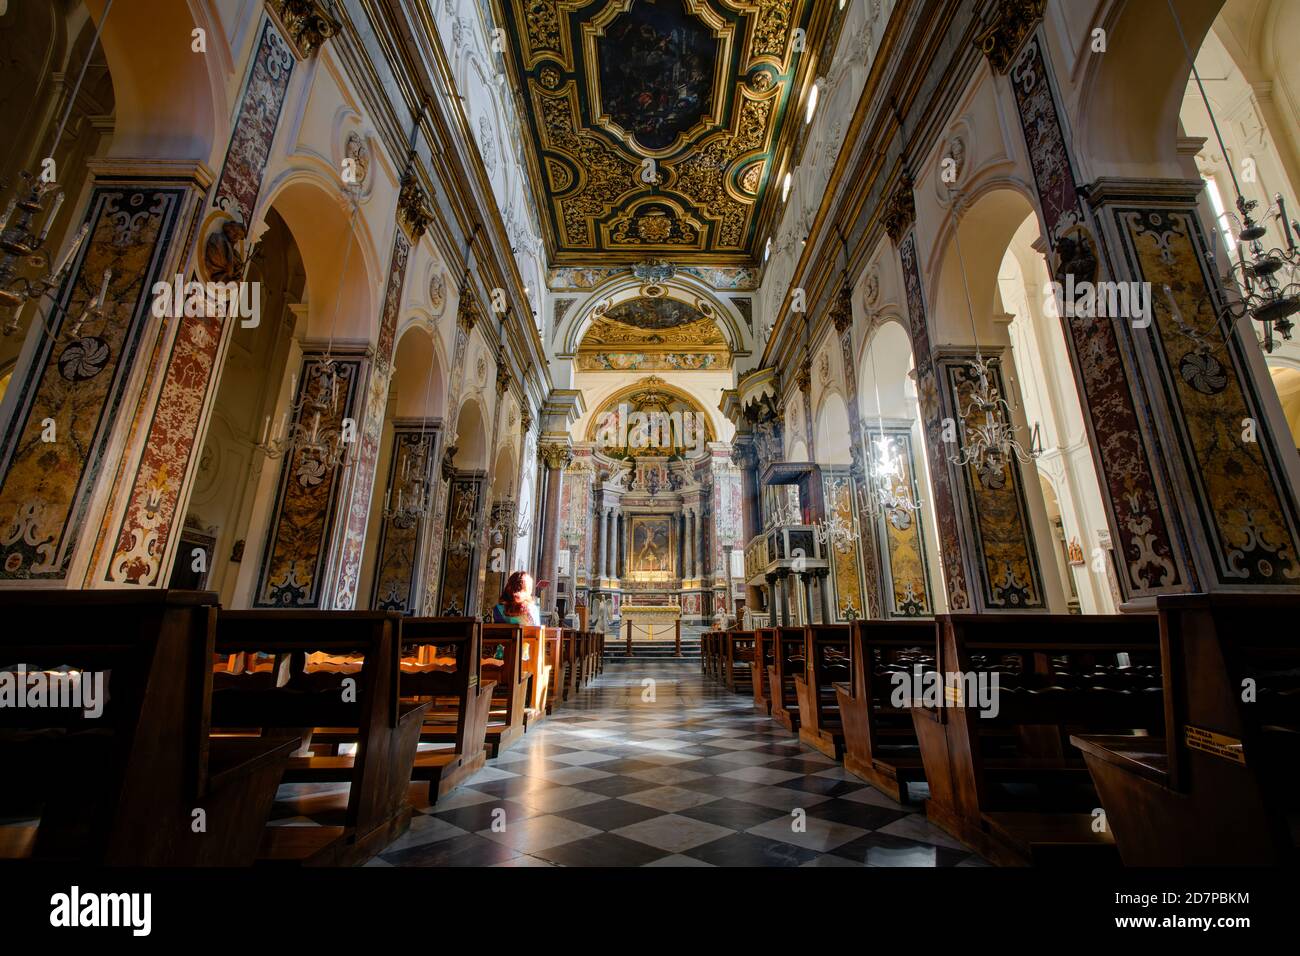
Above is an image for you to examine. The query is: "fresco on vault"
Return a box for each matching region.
[597,0,716,151]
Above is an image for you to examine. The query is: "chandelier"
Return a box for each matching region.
[383,434,434,527]
[1208,193,1300,353]
[255,186,363,473]
[487,497,529,545]
[1,1,114,340]
[861,332,921,521]
[447,514,479,557]
[813,506,859,555]
[255,362,352,472]
[946,186,1042,478]
[1165,0,1299,354]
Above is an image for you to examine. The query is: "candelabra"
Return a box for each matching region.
[1206,192,1300,354]
[949,354,1042,483]
[255,363,352,472]
[813,507,859,555]
[383,435,434,527]
[0,176,107,340]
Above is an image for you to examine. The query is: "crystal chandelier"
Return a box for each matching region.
[255,363,352,472]
[861,333,921,521]
[255,190,362,473]
[946,187,1042,478]
[487,497,529,545]
[1166,0,1300,354]
[1,1,114,340]
[383,318,441,525]
[813,505,859,555]
[383,434,434,527]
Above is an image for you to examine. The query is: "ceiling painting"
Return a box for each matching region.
[494,0,827,265]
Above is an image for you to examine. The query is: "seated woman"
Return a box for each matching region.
[492,570,542,626]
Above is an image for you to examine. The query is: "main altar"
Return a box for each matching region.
[620,603,681,641]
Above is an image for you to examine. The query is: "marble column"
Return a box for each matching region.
[537,442,572,615]
[990,26,1300,601]
[598,507,609,580]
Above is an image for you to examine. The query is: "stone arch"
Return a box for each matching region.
[561,274,746,356]
[928,183,1042,347]
[94,0,226,163]
[814,390,853,465]
[258,172,379,341]
[452,396,488,470]
[392,322,445,420]
[1075,0,1225,180]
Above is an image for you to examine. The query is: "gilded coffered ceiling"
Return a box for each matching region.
[493,0,827,265]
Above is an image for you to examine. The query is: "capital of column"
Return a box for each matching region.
[268,0,342,59]
[539,441,573,471]
[882,174,917,243]
[974,0,1046,75]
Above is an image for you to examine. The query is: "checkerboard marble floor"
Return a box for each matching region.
[273,661,990,867]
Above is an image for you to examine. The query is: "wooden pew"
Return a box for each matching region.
[476,624,530,754]
[0,590,295,866]
[211,609,431,866]
[560,628,579,701]
[398,617,495,800]
[752,627,776,715]
[702,631,720,680]
[834,618,940,803]
[766,627,807,732]
[1072,594,1300,865]
[912,613,1161,866]
[518,625,553,724]
[544,628,565,715]
[794,625,852,758]
[722,630,757,694]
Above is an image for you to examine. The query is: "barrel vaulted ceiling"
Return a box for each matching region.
[492,0,828,266]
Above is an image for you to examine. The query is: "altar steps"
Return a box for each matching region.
[604,638,702,660]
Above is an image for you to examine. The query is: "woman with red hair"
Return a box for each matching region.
[492,570,541,626]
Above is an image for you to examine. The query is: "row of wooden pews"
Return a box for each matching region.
[702,629,757,694]
[708,598,1297,866]
[0,590,607,866]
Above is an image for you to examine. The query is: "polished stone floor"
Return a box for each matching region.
[322,660,987,867]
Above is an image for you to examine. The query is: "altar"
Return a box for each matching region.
[620,603,681,641]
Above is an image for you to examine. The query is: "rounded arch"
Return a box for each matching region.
[560,274,746,355]
[1076,0,1225,180]
[814,390,853,464]
[859,317,919,422]
[452,397,488,470]
[1268,364,1300,450]
[929,185,1040,346]
[491,442,518,499]
[392,322,445,420]
[258,173,379,341]
[582,375,718,444]
[94,0,224,162]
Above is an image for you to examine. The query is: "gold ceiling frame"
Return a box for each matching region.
[583,375,719,444]
[514,0,587,70]
[580,0,737,161]
[599,195,709,251]
[558,275,746,357]
[494,0,826,266]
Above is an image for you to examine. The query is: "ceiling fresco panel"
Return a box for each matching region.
[495,0,825,265]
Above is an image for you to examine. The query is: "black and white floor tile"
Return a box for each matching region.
[269,661,989,867]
